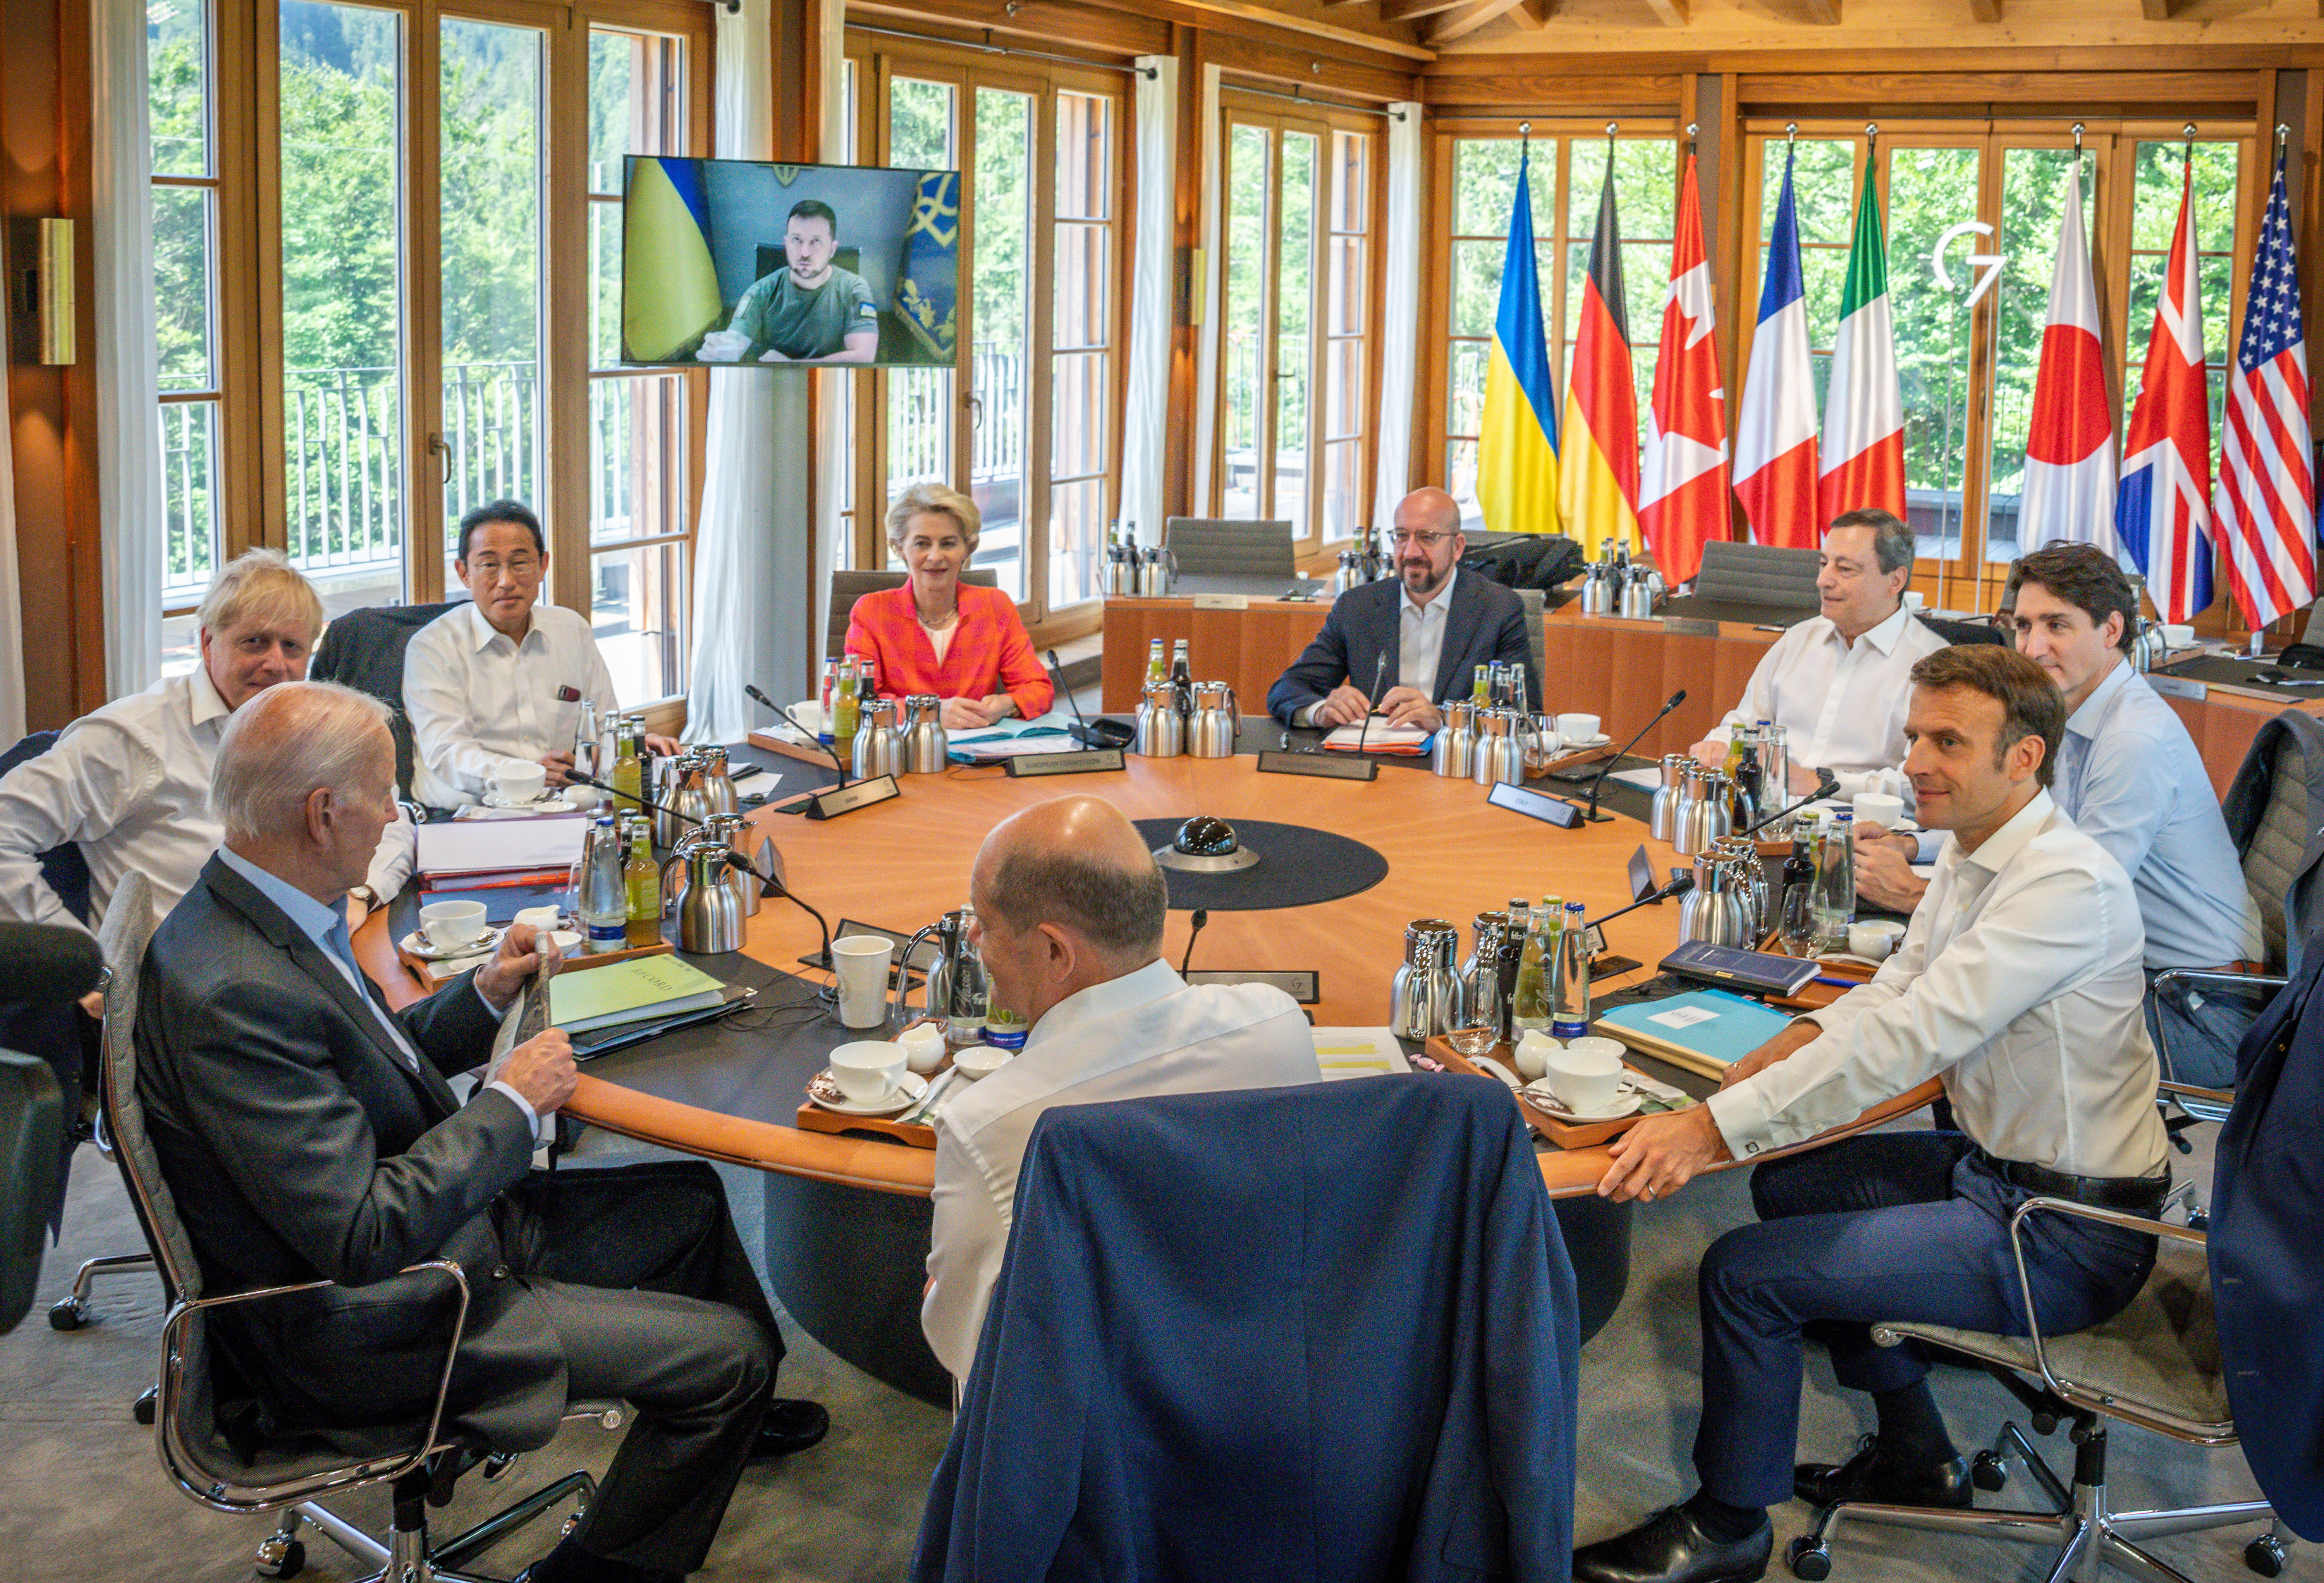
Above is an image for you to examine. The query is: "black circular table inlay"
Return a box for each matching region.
[1132,817,1391,912]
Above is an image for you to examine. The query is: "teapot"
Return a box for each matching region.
[1678,853,1752,947]
[1136,545,1177,597]
[1459,911,1511,1040]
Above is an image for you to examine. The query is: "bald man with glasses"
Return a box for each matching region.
[1265,487,1537,733]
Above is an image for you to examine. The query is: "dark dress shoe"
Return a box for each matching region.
[513,1535,678,1583]
[1571,1504,1773,1583]
[752,1397,830,1461]
[1794,1433,1972,1510]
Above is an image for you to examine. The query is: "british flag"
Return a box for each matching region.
[2117,165,2214,625]
[2214,148,2317,631]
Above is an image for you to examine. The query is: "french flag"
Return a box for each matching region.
[1733,144,1820,550]
[2117,165,2215,624]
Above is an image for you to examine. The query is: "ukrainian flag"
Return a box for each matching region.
[622,157,725,362]
[1476,152,1561,535]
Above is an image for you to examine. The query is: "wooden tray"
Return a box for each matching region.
[1766,950,1877,1011]
[1429,1036,1676,1149]
[1526,742,1616,780]
[792,1022,959,1150]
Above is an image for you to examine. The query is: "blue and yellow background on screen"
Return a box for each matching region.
[621,156,960,367]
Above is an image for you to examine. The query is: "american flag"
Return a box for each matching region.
[2215,148,2317,631]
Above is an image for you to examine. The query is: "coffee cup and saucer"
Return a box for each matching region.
[482,762,571,812]
[806,1041,929,1117]
[1523,1036,1642,1122]
[402,899,502,961]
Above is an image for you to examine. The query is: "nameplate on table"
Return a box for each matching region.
[1004,748,1126,778]
[804,774,900,819]
[1256,749,1379,781]
[1184,968,1320,1004]
[1191,592,1249,611]
[1486,779,1583,828]
[2148,673,2208,702]
[1660,616,1719,638]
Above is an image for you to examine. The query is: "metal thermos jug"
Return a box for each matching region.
[892,910,969,1029]
[675,845,745,954]
[1189,681,1239,758]
[703,813,761,918]
[1134,682,1185,757]
[1389,919,1463,1041]
[852,697,902,780]
[654,752,712,849]
[1334,552,1362,595]
[1105,546,1136,597]
[1620,573,1662,620]
[1678,855,1751,947]
[1473,707,1527,787]
[696,745,740,819]
[1136,545,1175,597]
[1580,564,1615,616]
[1712,837,1769,943]
[1650,753,1691,842]
[902,694,949,774]
[1459,912,1510,1040]
[1434,700,1479,778]
[1673,764,1735,856]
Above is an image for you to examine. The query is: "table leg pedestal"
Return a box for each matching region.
[761,1172,951,1409]
[1555,1192,1633,1347]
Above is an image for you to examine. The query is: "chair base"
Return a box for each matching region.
[1787,1418,2291,1583]
[46,1250,154,1330]
[258,1466,595,1583]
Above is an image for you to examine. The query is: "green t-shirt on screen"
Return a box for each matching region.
[725,265,879,361]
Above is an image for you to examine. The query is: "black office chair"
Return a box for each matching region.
[102,875,618,1581]
[1916,613,2008,647]
[311,601,460,807]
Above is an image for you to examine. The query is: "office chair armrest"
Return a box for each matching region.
[2157,1079,2236,1109]
[2145,970,2284,1087]
[157,1260,473,1514]
[2003,1196,2201,1411]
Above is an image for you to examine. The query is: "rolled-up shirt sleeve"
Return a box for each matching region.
[0,721,158,934]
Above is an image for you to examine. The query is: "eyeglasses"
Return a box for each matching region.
[1387,530,1456,549]
[468,556,540,580]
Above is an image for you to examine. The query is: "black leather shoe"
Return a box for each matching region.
[513,1535,677,1583]
[751,1397,830,1461]
[1571,1505,1772,1583]
[1794,1433,1972,1510]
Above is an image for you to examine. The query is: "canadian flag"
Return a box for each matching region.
[2020,162,2118,551]
[1639,151,1730,587]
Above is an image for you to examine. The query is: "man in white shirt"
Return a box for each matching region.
[1690,509,1947,799]
[404,500,677,809]
[1575,645,2169,1583]
[1855,546,2262,1081]
[922,794,1320,1384]
[0,548,413,959]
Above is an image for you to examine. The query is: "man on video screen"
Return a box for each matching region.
[699,199,880,365]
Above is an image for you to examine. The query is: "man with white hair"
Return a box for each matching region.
[0,547,413,947]
[136,681,825,1583]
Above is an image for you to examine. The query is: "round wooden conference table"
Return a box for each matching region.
[358,733,1936,1405]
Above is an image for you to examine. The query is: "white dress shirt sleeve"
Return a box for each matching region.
[1717,635,1786,736]
[1705,857,2104,1158]
[364,809,417,903]
[404,623,530,801]
[0,719,161,933]
[922,1120,1011,1383]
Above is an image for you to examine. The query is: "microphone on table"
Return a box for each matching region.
[1576,690,1689,824]
[1353,650,1389,756]
[1045,649,1134,749]
[1587,872,1694,931]
[1737,771,1843,839]
[0,924,105,1005]
[746,683,848,788]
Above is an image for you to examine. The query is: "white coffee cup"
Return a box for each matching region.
[492,761,548,803]
[831,934,896,1031]
[1545,1037,1626,1113]
[2161,623,2196,650]
[1852,791,1906,832]
[1513,1030,1561,1082]
[1556,713,1602,743]
[1849,919,1906,960]
[897,1022,947,1076]
[548,929,582,954]
[419,900,490,953]
[1904,590,1927,610]
[828,1040,907,1103]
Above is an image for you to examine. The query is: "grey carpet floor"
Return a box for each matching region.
[0,1121,2296,1581]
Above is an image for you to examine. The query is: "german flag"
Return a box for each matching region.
[1558,161,1642,556]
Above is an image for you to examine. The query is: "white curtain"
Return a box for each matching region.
[1189,64,1224,514]
[91,0,163,697]
[0,361,25,742]
[1116,55,1178,546]
[810,0,849,662]
[1372,102,1423,524]
[684,0,781,744]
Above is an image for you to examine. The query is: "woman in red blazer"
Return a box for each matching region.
[843,483,1054,728]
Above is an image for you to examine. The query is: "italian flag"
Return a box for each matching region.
[1818,179,1905,523]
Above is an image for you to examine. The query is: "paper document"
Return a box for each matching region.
[1321,720,1430,754]
[416,814,589,879]
[1309,1027,1412,1080]
[1608,766,1662,792]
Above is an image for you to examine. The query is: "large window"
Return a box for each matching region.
[851,41,1129,626]
[1214,102,1379,549]
[152,0,226,672]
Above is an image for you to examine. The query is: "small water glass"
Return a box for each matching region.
[1779,888,1817,958]
[1446,1023,1500,1058]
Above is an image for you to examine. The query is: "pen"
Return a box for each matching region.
[1810,976,1859,989]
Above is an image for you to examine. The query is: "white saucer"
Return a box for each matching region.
[1563,733,1612,749]
[805,1068,929,1117]
[400,926,503,962]
[1522,1080,1645,1124]
[481,790,576,813]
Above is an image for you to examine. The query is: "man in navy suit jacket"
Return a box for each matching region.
[1265,487,1538,730]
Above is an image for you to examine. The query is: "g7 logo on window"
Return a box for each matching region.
[1931,221,2006,310]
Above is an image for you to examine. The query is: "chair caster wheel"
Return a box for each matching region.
[1786,1537,1832,1580]
[132,1386,156,1425]
[2031,1411,2060,1436]
[1971,1450,2008,1492]
[2245,1535,2288,1577]
[253,1537,306,1578]
[48,1298,85,1331]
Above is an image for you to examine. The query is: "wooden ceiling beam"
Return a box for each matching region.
[2141,0,2177,16]
[1380,0,1473,19]
[1513,0,1555,29]
[1969,0,2002,19]
[1425,0,1527,42]
[1797,0,1841,22]
[1642,0,1692,23]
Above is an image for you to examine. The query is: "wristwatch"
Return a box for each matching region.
[347,884,380,914]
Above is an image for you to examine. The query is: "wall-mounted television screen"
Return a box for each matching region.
[620,156,959,370]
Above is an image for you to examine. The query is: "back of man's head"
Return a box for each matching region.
[212,680,393,845]
[979,795,1167,972]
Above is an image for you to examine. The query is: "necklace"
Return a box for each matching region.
[916,603,959,631]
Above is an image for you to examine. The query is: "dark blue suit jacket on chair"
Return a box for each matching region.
[1266,573,1538,725]
[912,1075,1580,1583]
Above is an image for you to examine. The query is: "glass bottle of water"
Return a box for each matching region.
[581,815,627,953]
[1552,901,1591,1040]
[1811,811,1856,953]
[946,903,990,1048]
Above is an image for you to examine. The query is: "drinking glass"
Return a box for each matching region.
[1780,887,1817,958]
[1446,1022,1500,1058]
[1756,724,1791,837]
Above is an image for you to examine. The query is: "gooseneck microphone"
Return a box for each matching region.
[1588,871,1694,931]
[1045,649,1134,748]
[1353,650,1389,756]
[1738,771,1843,839]
[1578,689,1688,824]
[746,683,847,788]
